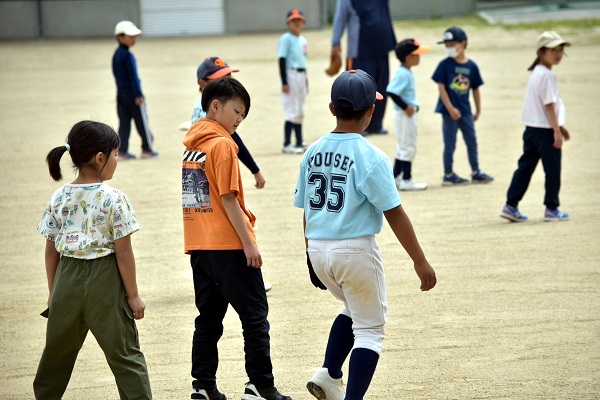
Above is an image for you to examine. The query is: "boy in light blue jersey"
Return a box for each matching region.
[278,8,308,154]
[387,38,430,191]
[294,69,437,400]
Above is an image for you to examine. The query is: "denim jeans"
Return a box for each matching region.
[190,250,273,390]
[441,113,480,174]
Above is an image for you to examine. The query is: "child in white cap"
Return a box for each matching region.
[501,32,571,222]
[112,21,158,160]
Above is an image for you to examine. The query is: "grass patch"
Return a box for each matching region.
[393,13,600,34]
[499,18,600,32]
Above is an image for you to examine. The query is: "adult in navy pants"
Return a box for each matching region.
[331,0,396,134]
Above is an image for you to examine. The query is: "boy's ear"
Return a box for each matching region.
[210,99,220,113]
[367,104,375,119]
[329,103,336,116]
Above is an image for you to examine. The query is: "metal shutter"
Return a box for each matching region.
[141,0,224,37]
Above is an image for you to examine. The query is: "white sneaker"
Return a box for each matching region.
[306,368,345,400]
[179,120,192,131]
[282,144,304,154]
[264,282,272,292]
[396,176,427,191]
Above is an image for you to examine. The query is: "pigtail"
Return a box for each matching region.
[46,146,69,181]
[45,120,119,182]
[527,56,540,71]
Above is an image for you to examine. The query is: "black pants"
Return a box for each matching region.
[506,126,562,209]
[190,250,273,390]
[349,54,389,133]
[117,94,154,154]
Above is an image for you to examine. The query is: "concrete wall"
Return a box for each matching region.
[0,0,478,39]
[326,0,477,21]
[0,0,139,39]
[0,1,39,39]
[224,0,327,33]
[390,0,476,19]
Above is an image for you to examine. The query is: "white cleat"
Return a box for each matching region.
[306,368,345,400]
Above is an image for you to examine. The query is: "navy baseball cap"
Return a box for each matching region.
[331,69,383,110]
[287,8,305,22]
[438,26,467,44]
[196,57,239,81]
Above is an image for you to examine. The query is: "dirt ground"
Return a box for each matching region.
[1,21,599,400]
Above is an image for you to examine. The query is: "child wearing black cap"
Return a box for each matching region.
[387,38,431,191]
[294,69,436,400]
[432,26,493,185]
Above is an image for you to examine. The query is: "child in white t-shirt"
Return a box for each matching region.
[501,32,571,222]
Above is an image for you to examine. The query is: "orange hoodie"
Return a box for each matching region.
[182,119,256,253]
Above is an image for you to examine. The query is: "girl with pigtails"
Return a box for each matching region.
[34,120,152,399]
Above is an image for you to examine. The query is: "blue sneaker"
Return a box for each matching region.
[141,150,159,158]
[544,208,570,222]
[442,173,468,186]
[500,204,528,222]
[472,170,494,183]
[118,152,136,160]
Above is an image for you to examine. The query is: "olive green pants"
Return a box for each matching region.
[33,255,152,399]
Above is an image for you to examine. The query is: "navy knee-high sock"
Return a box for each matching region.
[322,314,354,379]
[393,159,402,178]
[402,161,412,180]
[345,348,379,400]
[293,123,303,146]
[284,121,293,146]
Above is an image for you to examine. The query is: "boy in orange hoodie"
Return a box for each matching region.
[181,78,291,400]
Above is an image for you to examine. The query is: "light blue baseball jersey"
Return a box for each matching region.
[191,94,205,124]
[294,133,401,240]
[386,65,419,110]
[278,32,308,69]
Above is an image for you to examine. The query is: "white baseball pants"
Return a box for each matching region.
[393,109,419,162]
[281,69,306,124]
[307,235,387,355]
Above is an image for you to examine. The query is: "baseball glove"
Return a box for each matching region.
[325,53,342,76]
[306,252,327,290]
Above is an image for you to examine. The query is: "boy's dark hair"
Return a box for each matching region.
[201,78,251,119]
[46,120,120,181]
[333,105,371,121]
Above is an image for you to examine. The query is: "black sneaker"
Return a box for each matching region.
[191,387,227,400]
[241,382,292,400]
[442,172,469,186]
[471,170,494,183]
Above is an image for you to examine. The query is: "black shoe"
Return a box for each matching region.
[368,129,388,135]
[242,382,292,400]
[191,387,227,400]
